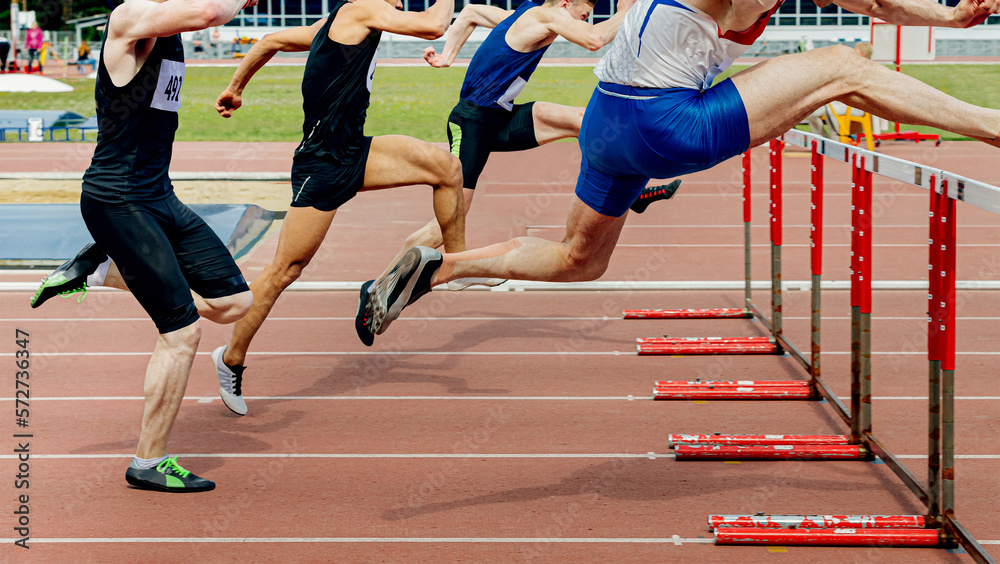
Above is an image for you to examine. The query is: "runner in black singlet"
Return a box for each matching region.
[207,0,464,412]
[30,0,257,493]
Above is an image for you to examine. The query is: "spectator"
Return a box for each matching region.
[191,28,206,58]
[209,27,221,59]
[0,36,10,72]
[77,40,96,73]
[25,22,43,73]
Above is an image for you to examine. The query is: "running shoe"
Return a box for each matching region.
[211,345,247,416]
[446,278,508,291]
[354,280,376,347]
[629,179,682,214]
[362,246,442,341]
[124,457,215,492]
[30,243,107,308]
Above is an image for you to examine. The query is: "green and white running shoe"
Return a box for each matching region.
[30,243,107,308]
[125,457,215,493]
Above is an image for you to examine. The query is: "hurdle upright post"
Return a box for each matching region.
[769,140,784,346]
[809,140,823,387]
[858,156,874,439]
[849,153,863,444]
[743,150,753,311]
[927,174,943,527]
[939,179,958,538]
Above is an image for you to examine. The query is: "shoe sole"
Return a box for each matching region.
[30,243,105,308]
[211,345,247,416]
[370,247,442,335]
[355,280,376,347]
[125,473,216,493]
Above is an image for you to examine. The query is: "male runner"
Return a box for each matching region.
[207,0,464,414]
[393,0,679,285]
[357,0,1000,342]
[30,0,257,491]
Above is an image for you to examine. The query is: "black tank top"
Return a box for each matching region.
[82,29,184,203]
[295,2,381,162]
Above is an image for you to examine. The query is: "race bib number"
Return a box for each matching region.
[496,77,527,111]
[150,60,185,112]
[366,48,379,93]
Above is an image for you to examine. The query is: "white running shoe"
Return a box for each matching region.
[446,278,508,291]
[211,345,247,416]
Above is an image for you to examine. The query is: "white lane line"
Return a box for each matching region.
[0,537,716,544]
[10,351,998,357]
[3,315,998,323]
[0,453,996,460]
[3,395,997,402]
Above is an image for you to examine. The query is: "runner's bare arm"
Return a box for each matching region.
[112,0,258,40]
[823,0,998,27]
[541,0,636,51]
[216,20,326,117]
[425,4,512,67]
[349,0,454,39]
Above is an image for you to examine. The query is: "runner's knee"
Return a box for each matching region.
[160,320,202,353]
[563,249,609,282]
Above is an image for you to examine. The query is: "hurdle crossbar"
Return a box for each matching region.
[779,129,999,563]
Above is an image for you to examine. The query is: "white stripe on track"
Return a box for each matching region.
[10,351,998,357]
[0,453,996,460]
[0,536,716,544]
[2,395,997,402]
[3,316,998,322]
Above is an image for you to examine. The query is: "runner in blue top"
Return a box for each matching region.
[389,0,686,293]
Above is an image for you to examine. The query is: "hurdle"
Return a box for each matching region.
[681,130,997,559]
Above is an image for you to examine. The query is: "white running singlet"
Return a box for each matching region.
[595,0,781,91]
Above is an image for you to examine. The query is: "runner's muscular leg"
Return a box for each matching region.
[532,102,585,144]
[435,195,628,284]
[364,135,466,278]
[731,45,1000,147]
[398,187,476,255]
[223,206,335,366]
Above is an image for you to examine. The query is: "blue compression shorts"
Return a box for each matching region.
[574,78,751,217]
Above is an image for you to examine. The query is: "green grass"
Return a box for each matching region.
[1,64,997,142]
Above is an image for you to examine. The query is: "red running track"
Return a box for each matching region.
[0,142,997,562]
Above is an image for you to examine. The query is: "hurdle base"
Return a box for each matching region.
[707,514,927,532]
[623,308,752,320]
[714,526,940,547]
[674,444,867,460]
[654,387,812,400]
[668,434,849,447]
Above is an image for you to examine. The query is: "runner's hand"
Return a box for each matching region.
[215,88,242,118]
[954,0,998,27]
[423,46,448,68]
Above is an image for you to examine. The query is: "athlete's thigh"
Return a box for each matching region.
[271,205,337,267]
[80,195,198,333]
[491,102,540,152]
[163,196,248,299]
[731,46,854,146]
[362,135,455,191]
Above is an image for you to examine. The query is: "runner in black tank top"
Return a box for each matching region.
[206,0,465,408]
[30,0,256,493]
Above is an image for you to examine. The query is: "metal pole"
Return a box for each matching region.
[810,140,823,387]
[927,174,943,527]
[849,153,862,443]
[743,150,753,310]
[769,140,783,343]
[858,158,873,439]
[940,182,958,538]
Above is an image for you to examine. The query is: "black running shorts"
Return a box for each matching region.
[447,99,539,190]
[290,135,374,212]
[80,192,249,334]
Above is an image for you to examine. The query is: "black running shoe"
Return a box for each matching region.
[355,280,376,347]
[366,247,442,338]
[124,457,215,493]
[30,243,107,308]
[629,179,682,214]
